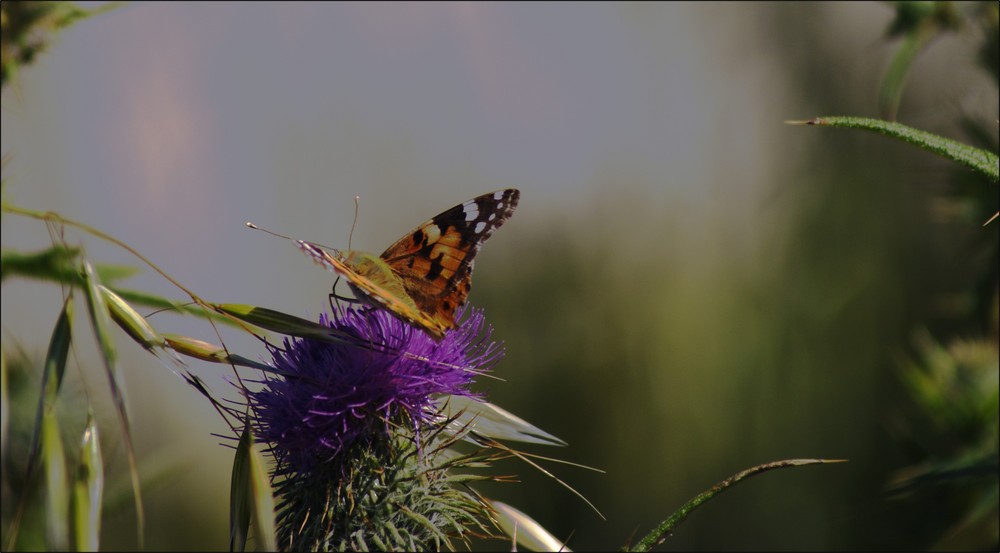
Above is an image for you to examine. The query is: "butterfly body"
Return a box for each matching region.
[297,189,520,340]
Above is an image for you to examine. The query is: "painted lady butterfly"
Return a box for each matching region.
[297,189,520,340]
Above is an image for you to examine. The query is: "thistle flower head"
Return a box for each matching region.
[247,305,502,475]
[242,304,505,549]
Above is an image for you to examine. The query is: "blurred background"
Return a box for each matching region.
[2,2,997,551]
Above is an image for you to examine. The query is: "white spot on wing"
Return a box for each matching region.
[464,202,479,221]
[475,221,487,234]
[494,191,505,200]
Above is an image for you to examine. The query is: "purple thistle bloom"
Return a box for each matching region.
[246,305,503,475]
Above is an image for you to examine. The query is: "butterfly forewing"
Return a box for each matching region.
[379,189,520,329]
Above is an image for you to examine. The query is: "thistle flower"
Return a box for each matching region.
[243,305,504,550]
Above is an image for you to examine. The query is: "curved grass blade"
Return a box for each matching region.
[879,25,934,121]
[788,117,999,183]
[28,295,74,469]
[1,245,81,282]
[0,245,138,286]
[101,286,201,380]
[435,395,567,447]
[878,2,959,120]
[1,346,7,456]
[72,411,103,552]
[213,304,463,370]
[230,425,276,552]
[247,429,277,552]
[213,303,358,344]
[5,296,74,550]
[490,499,571,552]
[230,427,251,552]
[42,408,69,551]
[101,285,166,351]
[0,246,137,284]
[163,334,273,371]
[81,261,144,546]
[626,458,847,552]
[109,287,239,325]
[0,247,235,324]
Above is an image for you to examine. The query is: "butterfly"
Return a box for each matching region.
[296,189,520,341]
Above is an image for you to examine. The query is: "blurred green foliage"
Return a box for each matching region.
[0,1,111,88]
[474,3,997,550]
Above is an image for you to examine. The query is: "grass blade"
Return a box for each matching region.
[42,408,69,551]
[42,296,73,402]
[436,395,567,447]
[72,411,103,552]
[101,285,166,351]
[230,425,276,551]
[247,430,277,552]
[627,458,847,552]
[5,296,74,550]
[163,334,273,371]
[789,116,999,183]
[230,427,252,552]
[490,499,571,552]
[1,346,7,456]
[214,303,358,344]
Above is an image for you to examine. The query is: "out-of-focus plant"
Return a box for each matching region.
[796,2,998,548]
[878,1,963,121]
[1,1,120,88]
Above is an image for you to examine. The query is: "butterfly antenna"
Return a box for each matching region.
[245,221,294,241]
[327,195,363,306]
[348,195,361,251]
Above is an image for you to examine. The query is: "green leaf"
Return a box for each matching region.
[27,296,74,481]
[490,499,570,552]
[791,116,999,183]
[247,430,277,551]
[3,301,73,552]
[72,412,103,552]
[435,395,567,447]
[879,1,961,120]
[162,334,273,371]
[101,285,166,351]
[0,246,137,284]
[627,458,847,552]
[230,425,276,552]
[879,24,934,121]
[214,303,358,344]
[42,408,69,551]
[1,346,7,455]
[108,287,240,326]
[0,249,236,325]
[230,428,252,552]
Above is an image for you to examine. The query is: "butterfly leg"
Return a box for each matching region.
[328,275,364,314]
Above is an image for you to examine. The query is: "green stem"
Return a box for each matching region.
[626,458,846,552]
[789,116,999,183]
